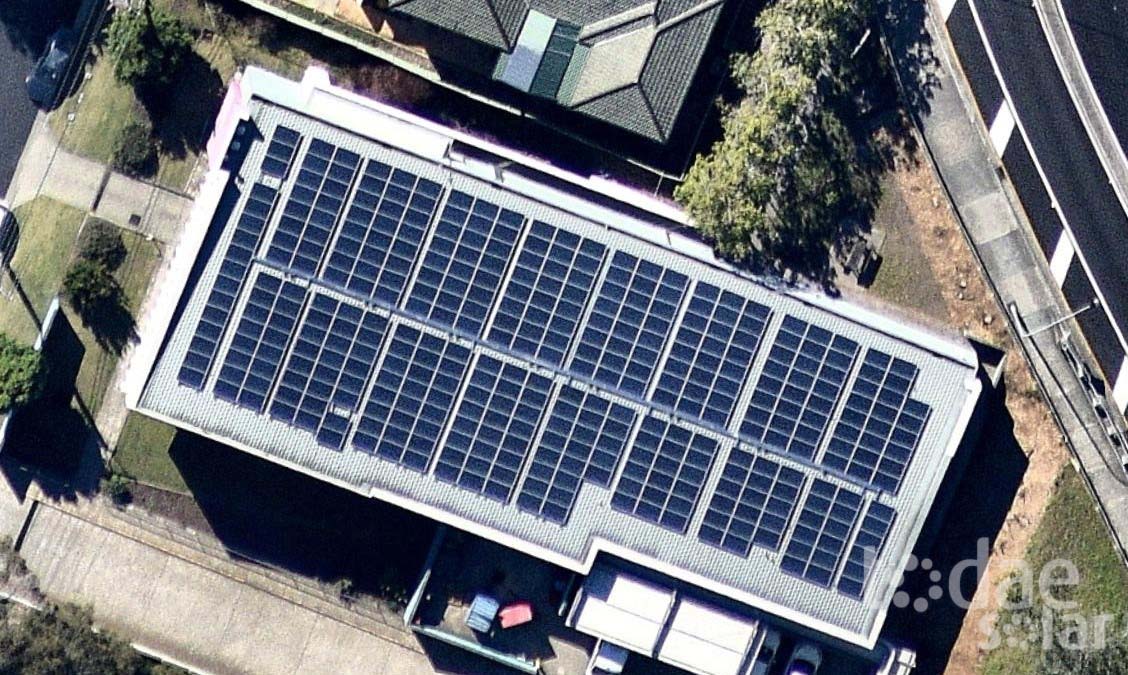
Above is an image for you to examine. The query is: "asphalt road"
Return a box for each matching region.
[948,0,1128,379]
[0,0,84,196]
[1060,0,1128,156]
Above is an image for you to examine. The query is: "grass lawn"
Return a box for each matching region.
[981,467,1128,674]
[69,229,161,414]
[3,226,160,475]
[111,412,189,493]
[52,0,366,193]
[0,199,85,345]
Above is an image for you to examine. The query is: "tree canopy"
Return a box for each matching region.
[104,2,193,89]
[0,603,174,675]
[675,0,876,279]
[0,334,44,412]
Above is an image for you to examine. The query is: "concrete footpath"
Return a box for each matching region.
[16,499,437,675]
[4,113,192,243]
[886,0,1128,559]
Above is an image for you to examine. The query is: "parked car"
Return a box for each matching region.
[874,642,917,675]
[26,28,76,108]
[785,642,823,675]
[586,640,629,675]
[750,628,782,675]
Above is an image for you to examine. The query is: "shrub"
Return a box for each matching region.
[104,474,133,506]
[113,116,157,178]
[63,260,119,317]
[77,219,127,270]
[0,334,44,412]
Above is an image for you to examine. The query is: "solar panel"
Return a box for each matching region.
[571,251,688,396]
[261,125,301,179]
[179,183,278,389]
[781,480,863,587]
[266,139,361,275]
[653,283,771,426]
[269,293,387,449]
[405,191,525,336]
[322,162,443,305]
[516,385,636,524]
[698,449,804,556]
[611,416,717,533]
[822,350,931,493]
[434,356,553,501]
[353,324,471,471]
[838,502,896,599]
[740,316,859,461]
[214,274,306,412]
[488,221,606,367]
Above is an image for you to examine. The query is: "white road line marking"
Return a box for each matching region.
[1113,357,1128,413]
[939,0,959,23]
[989,100,1015,156]
[1049,229,1075,287]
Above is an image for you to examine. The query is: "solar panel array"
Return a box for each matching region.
[178,182,278,389]
[611,417,718,533]
[781,480,864,587]
[740,317,859,461]
[269,293,387,449]
[517,386,636,523]
[822,350,932,493]
[699,450,804,556]
[177,120,943,603]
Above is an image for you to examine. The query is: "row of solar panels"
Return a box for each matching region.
[178,125,924,595]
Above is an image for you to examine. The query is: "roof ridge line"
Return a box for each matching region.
[656,0,724,32]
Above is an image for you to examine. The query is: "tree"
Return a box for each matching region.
[63,260,119,318]
[0,603,174,675]
[0,334,44,412]
[112,113,157,178]
[77,219,127,270]
[675,0,876,279]
[104,1,193,89]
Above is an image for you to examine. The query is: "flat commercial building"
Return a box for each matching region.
[132,67,981,664]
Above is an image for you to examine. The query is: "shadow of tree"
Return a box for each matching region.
[133,50,224,163]
[883,0,942,120]
[70,280,137,356]
[2,313,96,482]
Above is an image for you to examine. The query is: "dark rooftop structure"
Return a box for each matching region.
[132,67,982,657]
[385,0,729,142]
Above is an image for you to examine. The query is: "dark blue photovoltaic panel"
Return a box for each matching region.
[488,221,606,367]
[571,251,688,396]
[266,139,361,275]
[261,126,301,179]
[699,450,804,556]
[269,293,387,449]
[740,316,859,460]
[516,386,636,524]
[405,191,525,336]
[214,274,306,412]
[781,480,863,587]
[654,283,771,426]
[611,416,717,533]
[838,502,896,599]
[322,162,443,305]
[354,324,471,471]
[434,356,553,501]
[179,183,278,389]
[822,350,930,493]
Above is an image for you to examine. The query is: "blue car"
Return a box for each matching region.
[26,28,76,108]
